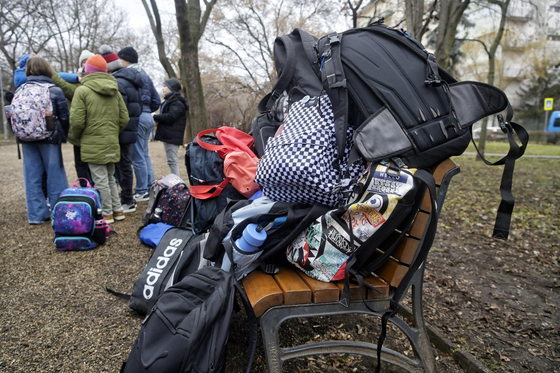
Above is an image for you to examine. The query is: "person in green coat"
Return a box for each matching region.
[68,55,129,224]
[51,49,95,187]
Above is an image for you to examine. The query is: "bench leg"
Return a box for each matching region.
[405,265,436,373]
[260,295,434,372]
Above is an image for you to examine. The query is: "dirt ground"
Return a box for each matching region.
[0,141,558,372]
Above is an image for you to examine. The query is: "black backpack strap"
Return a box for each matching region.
[320,32,348,163]
[105,287,131,301]
[373,169,437,373]
[233,279,258,373]
[258,35,297,113]
[294,28,320,70]
[471,103,529,240]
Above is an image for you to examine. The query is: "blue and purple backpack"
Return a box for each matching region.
[51,178,110,251]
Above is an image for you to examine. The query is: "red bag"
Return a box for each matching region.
[190,127,260,199]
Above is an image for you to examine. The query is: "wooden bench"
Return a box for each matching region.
[241,159,460,373]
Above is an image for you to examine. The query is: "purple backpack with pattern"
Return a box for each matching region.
[51,179,110,251]
[10,82,55,140]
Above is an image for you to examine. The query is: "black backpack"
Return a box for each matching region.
[121,266,258,373]
[185,134,245,234]
[107,227,195,315]
[256,20,529,240]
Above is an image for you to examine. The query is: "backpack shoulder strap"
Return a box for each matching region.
[233,279,258,373]
[471,103,529,240]
[319,32,348,163]
[258,34,297,113]
[293,28,319,69]
[259,35,297,113]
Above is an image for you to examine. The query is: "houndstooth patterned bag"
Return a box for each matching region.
[255,94,363,207]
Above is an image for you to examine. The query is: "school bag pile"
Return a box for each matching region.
[115,19,528,372]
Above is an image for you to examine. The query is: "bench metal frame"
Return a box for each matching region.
[258,164,460,373]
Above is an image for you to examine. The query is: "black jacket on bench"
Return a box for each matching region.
[153,92,189,145]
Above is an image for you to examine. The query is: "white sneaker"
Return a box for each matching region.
[122,202,137,213]
[133,192,149,202]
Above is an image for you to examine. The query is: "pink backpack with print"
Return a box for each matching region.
[10,82,55,140]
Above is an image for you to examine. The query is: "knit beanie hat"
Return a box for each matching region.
[84,54,108,73]
[117,46,138,64]
[164,78,182,92]
[79,49,95,67]
[99,44,122,72]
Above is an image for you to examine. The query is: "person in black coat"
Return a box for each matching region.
[102,45,144,213]
[153,78,189,177]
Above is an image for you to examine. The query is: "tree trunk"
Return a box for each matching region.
[141,0,178,79]
[476,0,510,160]
[405,0,424,39]
[436,0,470,71]
[174,0,210,142]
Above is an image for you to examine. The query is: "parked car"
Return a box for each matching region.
[546,111,560,145]
[472,125,507,141]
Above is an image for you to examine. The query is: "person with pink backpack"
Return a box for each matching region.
[11,56,70,224]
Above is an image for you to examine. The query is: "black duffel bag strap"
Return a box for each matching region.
[471,103,529,240]
[258,35,297,113]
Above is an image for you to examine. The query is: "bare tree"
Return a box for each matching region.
[173,0,218,141]
[35,0,131,72]
[206,0,334,96]
[0,0,52,78]
[459,0,511,158]
[435,0,471,70]
[404,0,437,41]
[141,0,178,79]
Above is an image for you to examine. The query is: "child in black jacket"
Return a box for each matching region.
[153,78,189,177]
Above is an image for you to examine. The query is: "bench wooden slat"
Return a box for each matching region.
[364,275,390,299]
[375,258,409,288]
[335,280,363,300]
[408,211,430,239]
[432,158,457,185]
[419,187,437,212]
[296,271,340,303]
[242,270,284,318]
[273,267,312,305]
[391,236,420,265]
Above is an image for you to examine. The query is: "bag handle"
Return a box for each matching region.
[72,178,92,188]
[196,128,257,158]
[196,129,228,152]
[189,178,230,200]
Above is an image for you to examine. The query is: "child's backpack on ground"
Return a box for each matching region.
[51,178,110,251]
[142,174,191,227]
[121,266,257,373]
[10,82,56,141]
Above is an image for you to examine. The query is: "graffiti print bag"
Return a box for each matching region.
[286,163,420,282]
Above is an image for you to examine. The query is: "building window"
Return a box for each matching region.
[550,6,560,12]
[548,35,560,41]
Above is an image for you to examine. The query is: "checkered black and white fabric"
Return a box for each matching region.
[255,94,364,207]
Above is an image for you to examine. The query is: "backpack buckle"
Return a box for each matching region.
[328,34,340,45]
[497,114,508,133]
